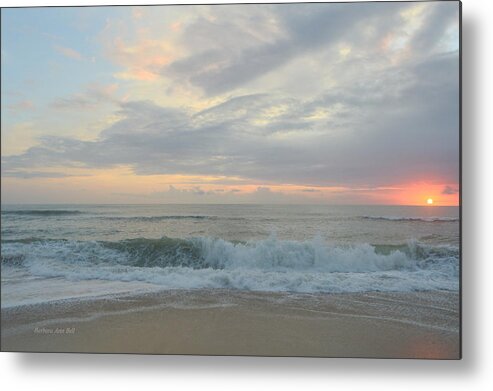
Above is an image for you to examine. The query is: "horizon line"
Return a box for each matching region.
[0,202,460,207]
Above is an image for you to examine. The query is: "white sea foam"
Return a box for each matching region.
[361,216,459,222]
[1,235,459,300]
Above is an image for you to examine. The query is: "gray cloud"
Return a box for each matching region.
[2,2,459,191]
[1,170,84,179]
[164,3,410,96]
[151,185,304,204]
[6,100,35,112]
[442,185,459,195]
[410,2,459,53]
[51,83,119,110]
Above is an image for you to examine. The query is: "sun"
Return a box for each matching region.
[427,198,433,205]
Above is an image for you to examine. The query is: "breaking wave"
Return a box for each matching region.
[1,210,83,216]
[1,235,459,293]
[361,216,459,223]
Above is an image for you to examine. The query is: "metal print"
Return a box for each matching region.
[0,1,461,358]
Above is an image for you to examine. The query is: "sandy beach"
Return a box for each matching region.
[1,290,460,358]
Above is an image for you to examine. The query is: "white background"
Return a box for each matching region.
[0,0,491,389]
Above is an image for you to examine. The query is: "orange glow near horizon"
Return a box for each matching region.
[374,182,459,206]
[1,166,460,206]
[0,165,459,205]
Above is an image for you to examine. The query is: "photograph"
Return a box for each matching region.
[1,1,461,358]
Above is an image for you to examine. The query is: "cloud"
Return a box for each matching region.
[51,83,120,110]
[96,2,458,102]
[161,2,456,96]
[409,2,459,53]
[149,185,229,202]
[132,7,145,20]
[6,100,34,112]
[442,185,459,195]
[2,2,459,193]
[2,50,459,187]
[54,45,84,61]
[128,184,309,204]
[104,35,176,81]
[1,169,87,179]
[168,185,216,196]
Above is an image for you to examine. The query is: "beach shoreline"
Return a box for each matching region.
[1,289,460,358]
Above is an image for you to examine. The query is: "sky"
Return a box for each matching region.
[1,2,460,205]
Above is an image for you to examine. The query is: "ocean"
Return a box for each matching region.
[0,204,460,308]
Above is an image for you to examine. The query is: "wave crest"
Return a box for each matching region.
[361,216,459,222]
[2,210,83,216]
[1,236,459,293]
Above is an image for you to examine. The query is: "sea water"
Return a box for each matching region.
[1,204,460,307]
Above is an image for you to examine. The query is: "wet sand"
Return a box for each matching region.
[1,290,460,358]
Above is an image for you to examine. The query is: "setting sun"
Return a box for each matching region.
[427,198,434,205]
